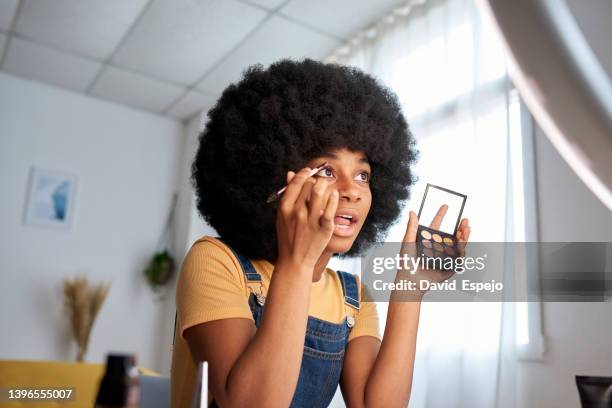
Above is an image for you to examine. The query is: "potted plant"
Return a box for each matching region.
[144,249,175,295]
[144,193,178,300]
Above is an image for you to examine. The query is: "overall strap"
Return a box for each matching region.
[337,270,360,310]
[337,270,360,328]
[217,237,266,305]
[228,247,263,282]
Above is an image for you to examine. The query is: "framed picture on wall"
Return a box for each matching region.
[23,167,78,230]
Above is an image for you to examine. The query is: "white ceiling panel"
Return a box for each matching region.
[197,15,340,94]
[0,0,19,31]
[243,0,287,10]
[112,0,268,86]
[3,37,102,92]
[90,65,186,113]
[280,0,404,39]
[0,1,399,118]
[167,90,216,120]
[14,0,149,60]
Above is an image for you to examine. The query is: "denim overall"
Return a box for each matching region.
[211,242,360,408]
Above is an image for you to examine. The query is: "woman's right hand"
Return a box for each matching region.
[276,167,339,270]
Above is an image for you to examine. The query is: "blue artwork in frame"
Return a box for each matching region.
[24,167,78,230]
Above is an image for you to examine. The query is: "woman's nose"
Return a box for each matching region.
[336,176,361,202]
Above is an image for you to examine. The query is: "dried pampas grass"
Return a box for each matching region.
[62,275,110,362]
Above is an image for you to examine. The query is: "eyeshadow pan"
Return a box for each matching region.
[443,237,454,245]
[432,233,442,243]
[423,240,433,248]
[444,246,456,255]
[421,230,432,240]
[423,248,434,257]
[433,242,444,251]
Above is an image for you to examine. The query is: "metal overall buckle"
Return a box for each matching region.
[345,305,356,328]
[255,282,266,306]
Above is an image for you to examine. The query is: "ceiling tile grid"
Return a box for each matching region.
[4,36,102,92]
[112,0,268,86]
[279,0,407,39]
[90,65,185,113]
[197,14,340,94]
[242,0,287,11]
[0,0,406,121]
[14,0,150,60]
[0,0,19,31]
[166,89,216,120]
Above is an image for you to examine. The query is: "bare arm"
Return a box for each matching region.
[361,300,422,407]
[340,289,421,408]
[341,210,471,407]
[185,258,313,407]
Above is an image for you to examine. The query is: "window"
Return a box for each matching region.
[327,0,544,405]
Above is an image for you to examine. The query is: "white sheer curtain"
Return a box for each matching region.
[327,0,518,406]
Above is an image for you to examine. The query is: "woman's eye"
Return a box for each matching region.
[315,167,334,178]
[356,172,370,182]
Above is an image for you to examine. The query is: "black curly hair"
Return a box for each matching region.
[191,58,418,262]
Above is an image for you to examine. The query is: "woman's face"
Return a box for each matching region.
[305,148,372,254]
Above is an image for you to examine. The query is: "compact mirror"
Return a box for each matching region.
[416,184,467,270]
[417,184,467,235]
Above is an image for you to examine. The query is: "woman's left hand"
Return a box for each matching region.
[397,206,471,299]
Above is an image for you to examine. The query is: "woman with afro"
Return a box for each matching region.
[171,58,471,407]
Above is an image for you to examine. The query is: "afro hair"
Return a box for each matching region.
[191,58,418,262]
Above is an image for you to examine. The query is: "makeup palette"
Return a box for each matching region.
[416,183,467,271]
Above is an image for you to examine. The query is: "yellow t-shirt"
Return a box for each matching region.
[170,235,380,408]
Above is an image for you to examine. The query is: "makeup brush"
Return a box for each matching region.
[266,161,328,203]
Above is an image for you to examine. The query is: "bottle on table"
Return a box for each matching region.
[94,354,141,408]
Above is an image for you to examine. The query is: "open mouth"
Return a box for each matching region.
[334,214,357,226]
[333,210,359,237]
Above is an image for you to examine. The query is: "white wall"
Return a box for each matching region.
[534,128,612,242]
[0,72,184,371]
[179,111,218,253]
[157,110,216,375]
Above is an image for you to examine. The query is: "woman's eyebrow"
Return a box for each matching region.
[319,152,370,165]
[319,152,339,160]
[357,157,370,165]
